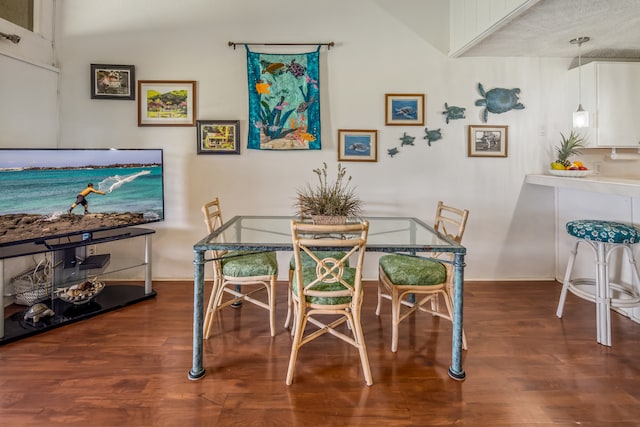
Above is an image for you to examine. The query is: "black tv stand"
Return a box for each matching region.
[1,227,156,344]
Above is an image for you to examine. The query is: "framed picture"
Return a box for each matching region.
[468,125,509,157]
[90,64,135,100]
[197,120,240,155]
[338,129,378,162]
[385,93,425,126]
[138,80,197,126]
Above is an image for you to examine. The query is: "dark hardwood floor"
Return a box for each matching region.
[1,280,640,426]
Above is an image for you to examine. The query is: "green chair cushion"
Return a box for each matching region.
[289,251,349,269]
[379,254,446,286]
[221,251,278,277]
[291,266,356,305]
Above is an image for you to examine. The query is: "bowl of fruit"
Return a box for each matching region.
[549,131,592,177]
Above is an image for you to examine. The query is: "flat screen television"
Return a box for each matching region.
[0,148,164,247]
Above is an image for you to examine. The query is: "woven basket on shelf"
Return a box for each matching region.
[10,256,52,306]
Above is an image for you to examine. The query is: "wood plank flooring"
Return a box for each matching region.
[1,280,640,426]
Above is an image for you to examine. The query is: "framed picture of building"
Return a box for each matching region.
[197,120,240,154]
[138,80,196,126]
[90,64,135,100]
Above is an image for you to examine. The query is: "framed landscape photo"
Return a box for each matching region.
[385,93,425,126]
[468,125,508,157]
[90,64,135,100]
[197,120,240,155]
[138,80,197,126]
[338,129,378,162]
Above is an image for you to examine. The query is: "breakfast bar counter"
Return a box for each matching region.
[525,174,640,197]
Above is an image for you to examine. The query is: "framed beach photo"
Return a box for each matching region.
[338,129,378,162]
[385,93,425,126]
[468,125,508,157]
[90,64,135,100]
[197,120,240,154]
[138,80,197,126]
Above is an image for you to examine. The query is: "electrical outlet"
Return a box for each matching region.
[87,245,97,256]
[593,162,602,174]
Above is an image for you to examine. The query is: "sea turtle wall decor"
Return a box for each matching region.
[475,83,524,123]
[23,303,55,323]
[399,132,415,146]
[387,147,399,157]
[423,128,442,146]
[442,103,466,124]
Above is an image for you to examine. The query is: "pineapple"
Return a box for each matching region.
[552,131,585,169]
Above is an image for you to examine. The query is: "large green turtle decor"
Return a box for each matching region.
[475,83,525,123]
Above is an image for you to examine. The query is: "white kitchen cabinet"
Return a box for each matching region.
[568,61,640,148]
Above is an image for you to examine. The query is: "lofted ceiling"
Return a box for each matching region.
[457,0,640,61]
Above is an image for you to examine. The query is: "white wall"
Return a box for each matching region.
[6,0,581,281]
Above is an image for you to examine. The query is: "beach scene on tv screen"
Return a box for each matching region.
[0,149,164,245]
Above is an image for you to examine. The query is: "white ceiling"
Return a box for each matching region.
[457,0,640,61]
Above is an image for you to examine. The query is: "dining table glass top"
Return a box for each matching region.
[189,214,468,382]
[194,215,466,254]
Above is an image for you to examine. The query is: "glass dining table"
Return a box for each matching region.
[188,215,467,381]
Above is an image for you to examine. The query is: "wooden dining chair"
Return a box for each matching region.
[201,198,279,338]
[376,201,470,352]
[287,220,372,386]
[284,198,349,331]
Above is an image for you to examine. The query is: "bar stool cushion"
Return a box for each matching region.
[566,220,639,244]
[379,254,446,286]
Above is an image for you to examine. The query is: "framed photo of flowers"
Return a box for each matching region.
[385,93,425,126]
[468,125,508,157]
[90,64,135,100]
[138,80,197,126]
[197,120,240,155]
[338,129,378,162]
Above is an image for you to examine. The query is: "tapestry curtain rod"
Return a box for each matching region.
[228,41,334,50]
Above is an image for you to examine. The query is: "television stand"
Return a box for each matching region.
[0,227,156,344]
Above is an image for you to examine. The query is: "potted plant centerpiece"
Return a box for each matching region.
[296,162,362,224]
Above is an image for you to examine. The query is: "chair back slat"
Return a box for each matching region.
[434,200,469,243]
[202,197,223,234]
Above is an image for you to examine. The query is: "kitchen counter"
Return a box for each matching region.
[525,174,640,198]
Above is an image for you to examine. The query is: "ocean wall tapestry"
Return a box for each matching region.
[245,46,321,150]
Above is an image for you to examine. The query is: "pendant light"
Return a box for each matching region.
[571,36,590,128]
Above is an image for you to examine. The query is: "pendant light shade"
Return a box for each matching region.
[573,105,589,128]
[571,36,590,128]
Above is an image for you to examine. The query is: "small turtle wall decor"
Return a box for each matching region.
[442,103,466,124]
[387,147,400,157]
[423,128,442,146]
[475,83,525,123]
[399,132,415,146]
[23,303,55,323]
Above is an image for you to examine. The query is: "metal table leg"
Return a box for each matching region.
[448,252,466,380]
[188,249,206,380]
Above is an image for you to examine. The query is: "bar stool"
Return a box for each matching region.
[556,219,640,346]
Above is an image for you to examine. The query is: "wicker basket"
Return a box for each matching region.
[311,215,346,225]
[10,256,52,306]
